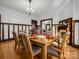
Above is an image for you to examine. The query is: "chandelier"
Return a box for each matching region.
[26,0,34,15]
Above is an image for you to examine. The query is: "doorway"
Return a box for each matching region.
[74,20,79,46]
[31,20,38,29]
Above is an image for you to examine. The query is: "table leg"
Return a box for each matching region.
[41,46,47,59]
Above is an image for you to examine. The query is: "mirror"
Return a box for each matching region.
[40,18,53,32]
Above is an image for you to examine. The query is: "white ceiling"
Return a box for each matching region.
[0,0,72,17]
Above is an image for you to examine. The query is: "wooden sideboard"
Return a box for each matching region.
[58,18,74,45]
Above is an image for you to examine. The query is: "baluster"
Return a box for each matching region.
[25,26,27,31]
[2,24,4,40]
[8,24,10,39]
[13,25,15,31]
[22,25,23,30]
[18,25,19,33]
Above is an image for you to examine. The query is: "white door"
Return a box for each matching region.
[74,22,79,45]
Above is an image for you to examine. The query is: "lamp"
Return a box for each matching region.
[26,0,34,15]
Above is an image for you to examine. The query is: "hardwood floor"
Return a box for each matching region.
[0,40,79,59]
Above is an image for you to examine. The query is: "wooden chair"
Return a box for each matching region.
[20,33,41,59]
[48,32,70,59]
[52,31,67,48]
[12,31,23,51]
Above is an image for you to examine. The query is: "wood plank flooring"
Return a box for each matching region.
[0,40,79,59]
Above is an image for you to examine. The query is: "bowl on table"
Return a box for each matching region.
[36,35,46,39]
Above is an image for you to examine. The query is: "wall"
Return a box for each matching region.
[73,0,79,20]
[59,0,73,20]
[39,0,73,24]
[0,7,31,24]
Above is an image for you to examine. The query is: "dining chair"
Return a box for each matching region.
[48,32,70,59]
[12,31,23,52]
[52,32,66,48]
[20,33,41,59]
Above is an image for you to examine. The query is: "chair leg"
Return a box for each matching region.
[15,43,17,49]
[47,54,53,59]
[63,51,66,59]
[59,53,64,59]
[59,55,61,59]
[18,45,23,53]
[18,45,20,53]
[15,43,18,50]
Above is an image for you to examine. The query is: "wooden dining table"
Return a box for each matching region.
[29,36,56,59]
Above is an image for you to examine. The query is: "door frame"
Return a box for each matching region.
[31,20,38,29]
[0,15,1,41]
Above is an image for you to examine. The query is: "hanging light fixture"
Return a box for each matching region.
[26,0,34,15]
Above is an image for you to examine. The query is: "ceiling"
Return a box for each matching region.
[0,0,72,17]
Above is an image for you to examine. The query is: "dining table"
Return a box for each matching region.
[29,35,56,59]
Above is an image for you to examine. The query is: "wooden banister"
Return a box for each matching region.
[0,22,32,41]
